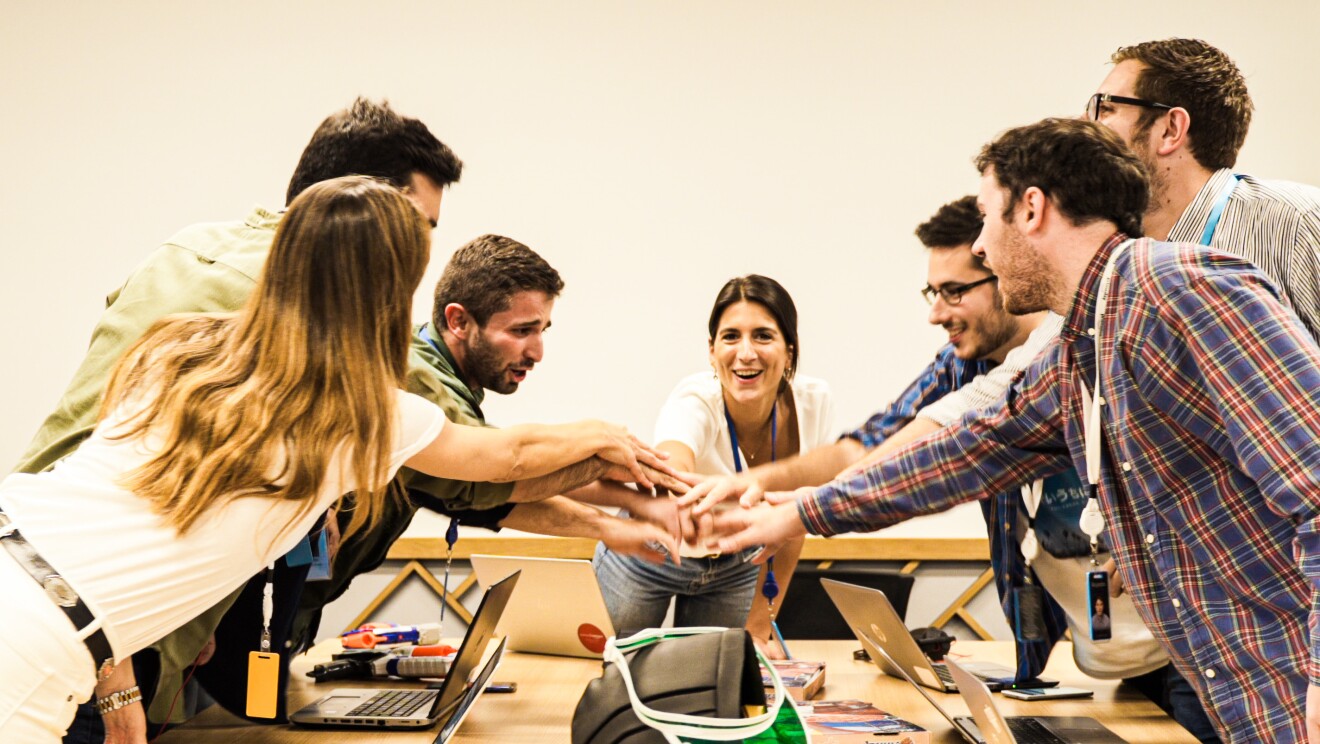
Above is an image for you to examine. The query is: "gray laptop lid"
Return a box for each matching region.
[821,578,947,688]
[945,658,1127,744]
[433,636,507,743]
[471,554,614,658]
[431,570,520,713]
[821,578,1015,692]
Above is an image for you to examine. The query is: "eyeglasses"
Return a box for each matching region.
[921,275,997,306]
[1085,92,1173,121]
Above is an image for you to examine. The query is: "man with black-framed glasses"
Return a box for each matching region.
[1086,38,1320,340]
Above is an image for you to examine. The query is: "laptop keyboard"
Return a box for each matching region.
[934,664,956,685]
[347,689,437,718]
[1005,717,1068,744]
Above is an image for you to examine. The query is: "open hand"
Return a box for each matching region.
[601,461,701,495]
[590,423,675,489]
[600,515,682,566]
[703,501,808,561]
[675,475,766,515]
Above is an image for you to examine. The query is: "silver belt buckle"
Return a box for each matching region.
[43,574,80,608]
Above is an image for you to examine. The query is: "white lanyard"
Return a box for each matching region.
[1080,240,1135,550]
[260,563,274,652]
[1019,239,1134,568]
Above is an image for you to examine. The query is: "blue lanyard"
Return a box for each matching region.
[723,400,792,658]
[1198,174,1242,246]
[419,324,445,356]
[724,403,776,474]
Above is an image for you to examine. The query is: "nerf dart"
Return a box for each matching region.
[340,622,443,649]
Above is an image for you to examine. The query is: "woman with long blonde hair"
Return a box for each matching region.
[0,176,666,742]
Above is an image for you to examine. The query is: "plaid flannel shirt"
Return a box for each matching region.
[801,234,1320,743]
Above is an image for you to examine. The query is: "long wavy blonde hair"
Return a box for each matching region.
[101,176,431,541]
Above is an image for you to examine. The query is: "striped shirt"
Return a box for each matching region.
[800,234,1320,743]
[1170,168,1320,341]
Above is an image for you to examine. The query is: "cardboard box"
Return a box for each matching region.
[762,659,826,701]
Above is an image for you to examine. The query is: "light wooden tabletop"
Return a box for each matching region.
[156,638,1196,743]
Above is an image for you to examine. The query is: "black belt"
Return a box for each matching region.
[0,511,116,681]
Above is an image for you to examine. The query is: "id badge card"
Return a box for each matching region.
[246,651,280,718]
[1086,570,1112,642]
[1013,584,1047,642]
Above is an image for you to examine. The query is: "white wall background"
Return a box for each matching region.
[3,2,1319,543]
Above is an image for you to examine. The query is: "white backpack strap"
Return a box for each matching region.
[603,627,786,741]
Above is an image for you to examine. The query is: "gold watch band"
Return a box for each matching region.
[95,685,142,715]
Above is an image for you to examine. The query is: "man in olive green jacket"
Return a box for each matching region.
[24,98,680,743]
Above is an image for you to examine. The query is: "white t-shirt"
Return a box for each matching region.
[654,372,835,477]
[0,389,445,663]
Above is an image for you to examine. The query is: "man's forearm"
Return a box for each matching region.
[497,496,610,538]
[563,479,641,508]
[507,457,608,503]
[748,440,866,491]
[840,417,941,477]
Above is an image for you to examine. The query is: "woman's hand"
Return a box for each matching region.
[674,474,766,515]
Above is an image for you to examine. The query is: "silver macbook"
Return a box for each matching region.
[944,657,1126,744]
[290,570,518,729]
[471,554,615,659]
[821,578,1015,692]
[431,637,507,743]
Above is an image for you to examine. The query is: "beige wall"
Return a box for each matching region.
[3,2,1317,540]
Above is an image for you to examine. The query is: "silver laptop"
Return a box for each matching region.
[821,578,1015,692]
[471,554,615,659]
[944,657,1126,744]
[290,570,519,729]
[431,636,507,743]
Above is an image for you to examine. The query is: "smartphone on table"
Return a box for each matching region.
[1001,686,1094,701]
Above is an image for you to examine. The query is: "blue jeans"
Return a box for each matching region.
[592,543,759,635]
[1123,663,1221,743]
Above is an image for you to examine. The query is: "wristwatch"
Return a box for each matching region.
[95,685,142,715]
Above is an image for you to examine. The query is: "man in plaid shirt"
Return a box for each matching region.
[700,118,1320,743]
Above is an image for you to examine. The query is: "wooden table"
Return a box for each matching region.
[157,639,1196,743]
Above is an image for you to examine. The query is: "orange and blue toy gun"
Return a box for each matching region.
[340,622,443,649]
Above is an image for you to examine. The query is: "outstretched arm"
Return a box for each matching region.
[406,419,671,487]
[498,497,680,564]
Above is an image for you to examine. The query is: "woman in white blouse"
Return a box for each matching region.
[0,177,668,743]
[593,275,833,653]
